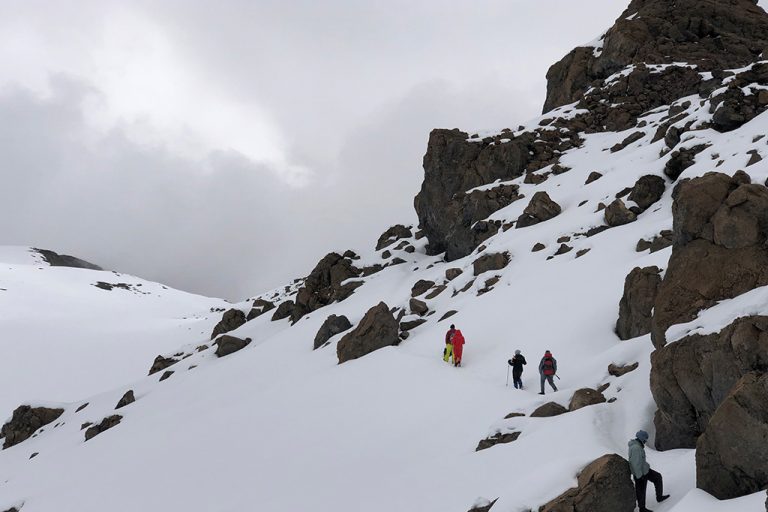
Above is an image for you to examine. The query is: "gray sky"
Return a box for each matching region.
[0,1,640,299]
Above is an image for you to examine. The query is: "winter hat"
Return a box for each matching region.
[515,349,521,355]
[636,430,649,442]
[450,324,455,329]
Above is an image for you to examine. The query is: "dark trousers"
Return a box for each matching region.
[540,374,557,393]
[634,469,663,510]
[512,371,523,389]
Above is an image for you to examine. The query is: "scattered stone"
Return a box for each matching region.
[389,257,407,266]
[556,235,571,243]
[467,498,498,512]
[409,298,429,316]
[81,422,92,430]
[439,310,458,322]
[554,244,573,256]
[375,225,413,250]
[30,452,38,459]
[293,252,363,323]
[608,363,639,377]
[75,403,89,413]
[159,370,174,382]
[585,171,603,184]
[210,308,247,340]
[635,230,673,253]
[476,431,521,451]
[337,302,400,363]
[1,406,64,448]
[445,268,463,281]
[616,266,662,340]
[84,415,122,441]
[247,299,275,320]
[747,149,763,167]
[400,319,427,331]
[411,280,435,297]
[524,172,548,185]
[313,315,353,350]
[424,285,448,300]
[532,243,546,252]
[628,175,666,210]
[115,390,135,410]
[569,388,607,411]
[271,300,297,321]
[604,199,637,227]
[610,131,645,152]
[531,402,567,418]
[664,145,707,181]
[516,191,562,228]
[477,276,501,295]
[214,335,252,357]
[575,248,591,258]
[381,250,392,259]
[34,248,103,270]
[504,412,525,419]
[473,252,510,276]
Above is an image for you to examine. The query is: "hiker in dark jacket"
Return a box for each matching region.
[628,430,669,512]
[507,350,527,389]
[443,324,456,363]
[538,350,558,395]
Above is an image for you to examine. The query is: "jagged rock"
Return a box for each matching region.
[445,268,463,281]
[271,301,297,321]
[532,243,546,252]
[400,318,427,332]
[524,171,548,184]
[292,253,363,323]
[569,388,607,412]
[214,335,252,357]
[424,285,447,299]
[1,406,64,449]
[628,175,666,210]
[747,150,763,167]
[148,355,179,375]
[664,144,708,180]
[636,230,673,253]
[34,248,103,270]
[475,431,521,451]
[210,308,247,340]
[610,131,644,152]
[538,454,635,512]
[553,244,572,256]
[575,248,591,258]
[712,86,766,132]
[516,191,562,228]
[604,199,636,227]
[608,363,639,377]
[696,372,768,499]
[504,412,525,419]
[543,0,768,112]
[411,280,435,297]
[616,266,662,340]
[439,310,458,322]
[531,402,567,418]
[409,298,429,316]
[376,225,413,250]
[651,315,768,450]
[467,499,497,512]
[585,172,603,184]
[247,299,275,320]
[313,315,353,350]
[115,390,135,410]
[84,415,122,441]
[651,172,768,347]
[159,370,174,381]
[337,302,400,364]
[472,252,510,276]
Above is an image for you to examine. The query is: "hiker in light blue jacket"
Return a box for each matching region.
[628,430,670,512]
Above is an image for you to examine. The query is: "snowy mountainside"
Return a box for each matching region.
[3,1,768,511]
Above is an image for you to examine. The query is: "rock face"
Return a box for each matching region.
[539,454,635,512]
[271,301,296,321]
[516,192,562,228]
[210,308,247,340]
[651,172,768,347]
[214,335,252,357]
[616,266,662,340]
[628,175,666,210]
[543,0,768,112]
[376,225,412,250]
[651,315,768,450]
[569,388,607,412]
[313,315,352,350]
[84,415,122,441]
[247,299,275,320]
[1,406,64,449]
[293,253,363,323]
[696,372,768,500]
[337,302,400,364]
[34,248,103,270]
[531,402,568,418]
[472,252,510,276]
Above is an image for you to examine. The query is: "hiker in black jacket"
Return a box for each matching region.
[507,350,527,389]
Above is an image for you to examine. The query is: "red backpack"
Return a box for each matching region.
[542,357,556,376]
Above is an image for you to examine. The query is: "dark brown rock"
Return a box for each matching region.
[34,248,103,270]
[148,355,179,375]
[439,310,458,322]
[214,335,252,357]
[531,402,567,418]
[424,285,448,299]
[159,370,174,381]
[313,314,353,350]
[445,268,463,281]
[538,454,635,512]
[504,412,525,419]
[210,308,247,340]
[532,243,546,252]
[292,252,363,323]
[75,403,88,412]
[376,225,413,250]
[664,144,708,181]
[1,406,64,449]
[409,298,429,316]
[115,390,135,410]
[516,191,562,228]
[247,299,275,320]
[616,266,662,340]
[400,318,427,332]
[604,199,636,227]
[271,300,297,321]
[610,131,645,153]
[608,363,639,377]
[569,388,607,411]
[84,415,122,441]
[585,171,603,184]
[337,302,400,364]
[628,175,666,210]
[475,431,521,451]
[696,372,768,499]
[473,252,510,276]
[636,230,673,253]
[411,279,435,297]
[554,244,573,256]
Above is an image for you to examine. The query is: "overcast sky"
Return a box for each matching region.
[0,1,653,299]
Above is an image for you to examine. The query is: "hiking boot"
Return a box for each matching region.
[658,495,670,503]
[538,392,545,395]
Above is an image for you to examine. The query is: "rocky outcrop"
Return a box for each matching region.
[569,388,607,412]
[337,303,400,364]
[651,172,768,347]
[636,230,673,253]
[616,266,662,340]
[210,308,247,340]
[293,253,363,323]
[696,372,768,500]
[475,431,520,451]
[84,415,122,441]
[148,355,179,375]
[467,499,497,512]
[115,390,135,409]
[34,248,103,270]
[1,406,64,449]
[516,192,561,228]
[313,315,353,350]
[651,315,768,450]
[531,402,567,418]
[628,175,665,210]
[214,335,252,357]
[539,454,635,512]
[247,299,275,320]
[543,0,768,112]
[472,252,510,276]
[271,301,297,321]
[376,225,412,250]
[604,199,636,227]
[409,298,429,316]
[411,280,435,297]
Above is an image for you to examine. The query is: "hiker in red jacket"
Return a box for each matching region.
[538,350,558,394]
[451,329,466,367]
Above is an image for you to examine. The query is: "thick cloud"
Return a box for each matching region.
[0,0,693,299]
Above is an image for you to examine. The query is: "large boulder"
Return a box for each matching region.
[569,388,607,412]
[214,335,252,357]
[516,191,562,228]
[247,299,275,320]
[337,303,400,364]
[472,252,510,276]
[651,316,768,450]
[1,406,64,448]
[313,315,353,350]
[210,308,247,340]
[531,402,568,418]
[539,454,635,512]
[543,0,768,112]
[628,175,666,210]
[696,372,768,500]
[376,225,412,250]
[651,172,768,347]
[293,253,363,323]
[616,266,662,340]
[604,199,636,227]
